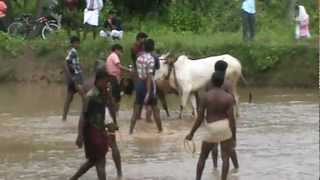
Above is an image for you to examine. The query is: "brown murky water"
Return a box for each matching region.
[0,83,318,180]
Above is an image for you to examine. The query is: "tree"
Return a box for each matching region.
[287,0,297,20]
[35,0,44,17]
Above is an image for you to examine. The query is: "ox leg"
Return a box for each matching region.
[234,94,240,118]
[158,88,170,117]
[190,93,198,119]
[179,90,191,119]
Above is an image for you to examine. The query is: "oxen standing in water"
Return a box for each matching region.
[155,54,245,119]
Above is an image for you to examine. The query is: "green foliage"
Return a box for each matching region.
[168,3,202,32]
[0,32,25,57]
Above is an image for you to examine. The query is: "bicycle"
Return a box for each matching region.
[8,14,60,40]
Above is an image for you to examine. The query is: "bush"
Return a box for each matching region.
[168,3,202,32]
[0,32,25,57]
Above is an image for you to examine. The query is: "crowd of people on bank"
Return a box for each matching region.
[0,0,313,41]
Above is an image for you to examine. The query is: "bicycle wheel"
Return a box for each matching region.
[41,23,59,40]
[7,22,27,38]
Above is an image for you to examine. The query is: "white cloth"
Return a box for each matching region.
[203,119,232,143]
[84,9,100,26]
[99,30,124,39]
[110,30,124,39]
[242,0,256,14]
[295,5,311,39]
[295,5,309,22]
[83,0,103,26]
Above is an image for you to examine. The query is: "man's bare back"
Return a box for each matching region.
[203,87,234,124]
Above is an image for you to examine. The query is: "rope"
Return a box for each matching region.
[184,139,196,155]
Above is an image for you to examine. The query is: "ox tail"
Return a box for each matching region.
[240,74,253,103]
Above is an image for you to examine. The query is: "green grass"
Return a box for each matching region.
[0,25,318,86]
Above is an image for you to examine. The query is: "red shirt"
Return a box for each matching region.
[0,1,7,18]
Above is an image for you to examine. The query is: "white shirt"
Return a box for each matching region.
[242,0,256,14]
[85,0,103,11]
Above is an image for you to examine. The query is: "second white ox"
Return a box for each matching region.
[154,54,243,119]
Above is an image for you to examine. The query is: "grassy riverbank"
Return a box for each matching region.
[0,28,318,87]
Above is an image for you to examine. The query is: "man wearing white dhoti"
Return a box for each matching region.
[186,71,236,180]
[83,0,103,39]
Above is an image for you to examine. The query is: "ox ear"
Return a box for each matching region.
[159,52,171,60]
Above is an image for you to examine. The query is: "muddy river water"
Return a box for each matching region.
[0,84,318,180]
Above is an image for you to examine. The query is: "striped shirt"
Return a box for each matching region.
[136,52,155,80]
[66,48,82,74]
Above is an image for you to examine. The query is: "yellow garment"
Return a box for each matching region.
[203,119,232,143]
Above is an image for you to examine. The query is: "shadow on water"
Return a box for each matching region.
[0,83,318,180]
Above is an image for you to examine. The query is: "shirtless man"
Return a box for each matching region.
[186,71,236,180]
[207,60,239,170]
[70,70,122,180]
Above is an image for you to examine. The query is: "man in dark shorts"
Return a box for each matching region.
[186,71,236,180]
[63,36,85,121]
[70,70,121,180]
[105,44,130,113]
[207,60,239,170]
[129,39,162,134]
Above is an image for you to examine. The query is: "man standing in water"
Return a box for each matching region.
[129,39,162,134]
[207,60,239,170]
[70,70,121,180]
[186,71,236,180]
[63,36,85,121]
[106,44,131,113]
[131,32,148,71]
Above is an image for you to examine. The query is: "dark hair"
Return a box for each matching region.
[111,44,123,52]
[214,60,228,72]
[136,32,148,40]
[211,71,225,87]
[70,36,80,44]
[95,70,109,84]
[144,39,155,52]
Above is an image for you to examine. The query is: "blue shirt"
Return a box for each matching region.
[242,0,256,14]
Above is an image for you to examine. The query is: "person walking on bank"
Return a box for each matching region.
[295,4,311,39]
[83,0,103,39]
[63,0,81,37]
[242,0,256,41]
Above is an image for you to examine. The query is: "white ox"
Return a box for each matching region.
[155,54,243,119]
